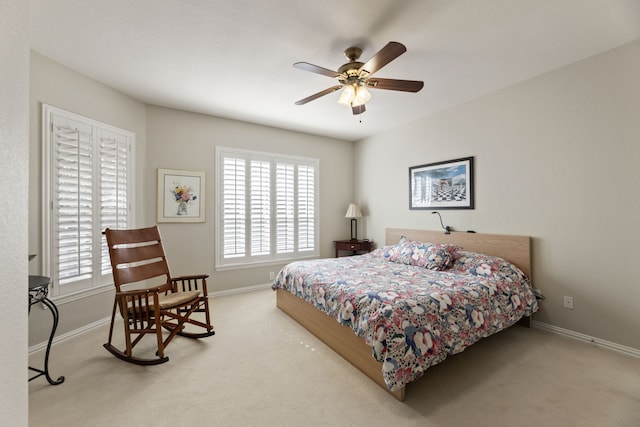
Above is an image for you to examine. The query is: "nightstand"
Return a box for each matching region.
[334,240,373,257]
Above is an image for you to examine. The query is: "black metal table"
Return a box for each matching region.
[29,275,64,385]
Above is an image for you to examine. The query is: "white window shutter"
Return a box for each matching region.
[250,160,271,256]
[217,147,319,268]
[276,163,294,254]
[44,104,134,296]
[99,129,130,275]
[297,164,315,252]
[52,114,95,286]
[222,157,246,258]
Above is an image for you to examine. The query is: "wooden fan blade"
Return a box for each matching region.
[367,78,424,92]
[352,104,366,115]
[294,62,341,78]
[295,85,342,105]
[358,42,407,76]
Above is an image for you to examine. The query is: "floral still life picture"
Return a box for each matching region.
[157,169,205,222]
[172,184,196,215]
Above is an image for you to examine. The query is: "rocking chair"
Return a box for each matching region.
[103,226,215,365]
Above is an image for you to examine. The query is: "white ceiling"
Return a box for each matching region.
[30,0,640,142]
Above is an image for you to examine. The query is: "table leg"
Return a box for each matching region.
[29,297,65,385]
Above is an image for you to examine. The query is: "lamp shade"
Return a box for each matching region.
[344,203,363,218]
[337,84,372,107]
[337,84,356,106]
[352,85,371,107]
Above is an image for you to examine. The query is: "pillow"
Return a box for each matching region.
[409,242,458,271]
[449,251,526,281]
[387,236,415,265]
[387,236,459,271]
[368,245,394,259]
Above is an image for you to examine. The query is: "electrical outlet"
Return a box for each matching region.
[269,271,275,280]
[563,296,574,310]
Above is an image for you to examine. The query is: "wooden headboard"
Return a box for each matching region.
[385,228,531,278]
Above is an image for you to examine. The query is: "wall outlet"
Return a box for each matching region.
[269,271,275,280]
[563,296,574,310]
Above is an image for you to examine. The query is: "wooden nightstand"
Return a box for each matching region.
[334,240,373,257]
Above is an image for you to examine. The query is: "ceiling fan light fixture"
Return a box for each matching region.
[337,84,356,106]
[337,83,371,107]
[352,85,371,107]
[295,42,421,113]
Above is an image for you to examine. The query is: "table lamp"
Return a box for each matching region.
[345,203,363,241]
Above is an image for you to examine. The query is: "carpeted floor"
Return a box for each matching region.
[29,288,640,426]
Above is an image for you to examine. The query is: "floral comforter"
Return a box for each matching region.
[272,248,539,391]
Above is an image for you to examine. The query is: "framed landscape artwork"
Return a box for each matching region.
[409,157,474,210]
[157,168,206,222]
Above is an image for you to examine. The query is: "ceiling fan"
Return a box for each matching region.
[294,41,423,115]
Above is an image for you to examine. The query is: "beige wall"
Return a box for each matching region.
[28,54,354,344]
[145,105,353,293]
[355,40,640,350]
[1,1,30,424]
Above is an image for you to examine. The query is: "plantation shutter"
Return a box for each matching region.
[250,160,271,256]
[44,104,134,296]
[217,147,319,268]
[99,129,129,275]
[52,114,94,286]
[276,163,295,254]
[222,157,246,258]
[297,164,315,252]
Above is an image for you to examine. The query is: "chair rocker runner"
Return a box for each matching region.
[104,226,215,365]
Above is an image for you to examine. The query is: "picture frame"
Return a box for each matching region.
[409,157,474,210]
[157,168,206,223]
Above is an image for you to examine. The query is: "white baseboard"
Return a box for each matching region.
[28,283,274,354]
[532,321,640,359]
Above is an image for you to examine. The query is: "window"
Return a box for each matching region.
[216,147,319,269]
[42,104,134,299]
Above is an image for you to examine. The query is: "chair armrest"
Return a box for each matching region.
[171,274,209,281]
[171,275,210,296]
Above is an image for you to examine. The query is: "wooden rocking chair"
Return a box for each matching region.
[103,226,215,365]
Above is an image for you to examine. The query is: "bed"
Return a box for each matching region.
[272,228,539,401]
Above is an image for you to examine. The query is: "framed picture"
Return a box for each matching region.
[409,157,474,210]
[157,168,205,222]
